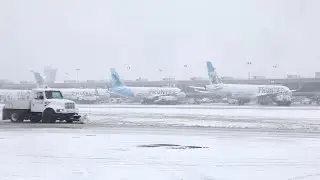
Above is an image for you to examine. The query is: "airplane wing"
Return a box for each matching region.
[194,89,212,94]
[189,86,211,94]
[145,93,181,99]
[290,89,300,92]
[189,86,206,90]
[189,85,224,94]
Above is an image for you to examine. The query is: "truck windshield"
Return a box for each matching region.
[45,91,63,99]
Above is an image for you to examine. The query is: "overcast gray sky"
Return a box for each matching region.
[0,0,319,81]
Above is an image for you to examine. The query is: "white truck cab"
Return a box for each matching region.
[2,88,81,123]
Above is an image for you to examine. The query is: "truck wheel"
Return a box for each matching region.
[66,119,73,123]
[10,112,23,123]
[42,108,56,123]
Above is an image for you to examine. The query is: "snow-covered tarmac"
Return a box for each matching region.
[1,104,320,179]
[80,104,320,132]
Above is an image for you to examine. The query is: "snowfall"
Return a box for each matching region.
[0,104,320,180]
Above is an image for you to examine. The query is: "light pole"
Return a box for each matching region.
[125,64,131,71]
[246,61,252,80]
[124,64,132,84]
[183,64,188,80]
[157,68,163,80]
[76,69,80,83]
[65,72,69,82]
[272,64,279,79]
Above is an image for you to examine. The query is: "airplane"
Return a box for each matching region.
[32,71,110,103]
[190,61,293,106]
[0,89,32,103]
[0,71,41,102]
[109,68,186,104]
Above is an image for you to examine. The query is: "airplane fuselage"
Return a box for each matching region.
[131,87,182,97]
[0,88,110,103]
[111,86,185,100]
[206,84,292,101]
[0,89,31,102]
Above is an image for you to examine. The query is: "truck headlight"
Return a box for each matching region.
[56,109,64,112]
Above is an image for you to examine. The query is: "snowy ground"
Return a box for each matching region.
[0,127,320,180]
[1,104,320,179]
[78,104,320,133]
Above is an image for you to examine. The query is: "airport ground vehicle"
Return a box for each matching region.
[2,88,81,123]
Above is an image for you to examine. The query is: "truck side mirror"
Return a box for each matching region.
[39,95,44,100]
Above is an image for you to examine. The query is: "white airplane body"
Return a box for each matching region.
[109,68,186,104]
[206,83,291,99]
[54,88,110,102]
[32,71,110,103]
[0,88,110,104]
[191,62,293,106]
[131,86,181,97]
[0,89,32,102]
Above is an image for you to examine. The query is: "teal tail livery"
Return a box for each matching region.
[206,61,222,85]
[109,68,135,98]
[188,61,223,94]
[110,68,124,87]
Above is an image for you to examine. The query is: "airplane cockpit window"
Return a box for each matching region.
[45,91,63,99]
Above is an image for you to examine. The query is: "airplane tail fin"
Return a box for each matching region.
[206,61,223,85]
[32,71,49,88]
[110,68,124,87]
[43,67,57,84]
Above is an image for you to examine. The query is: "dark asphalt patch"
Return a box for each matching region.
[137,144,208,149]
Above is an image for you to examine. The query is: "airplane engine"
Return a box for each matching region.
[141,97,157,104]
[257,96,272,105]
[76,95,100,104]
[273,94,292,106]
[154,96,178,105]
[176,92,186,101]
[95,89,111,102]
[235,99,250,105]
